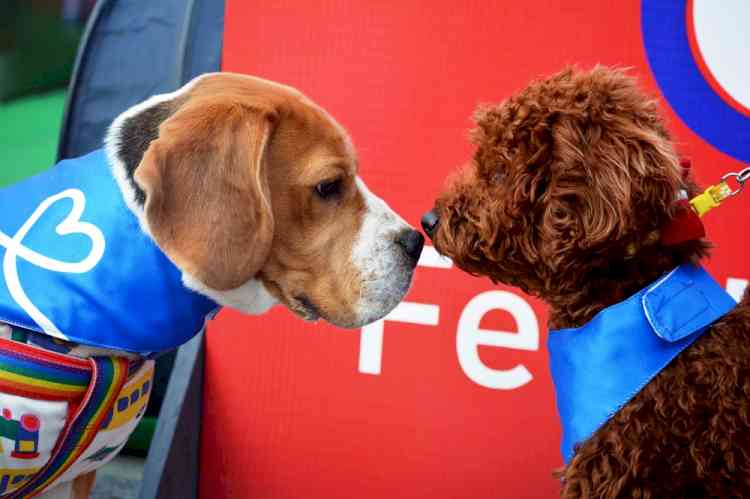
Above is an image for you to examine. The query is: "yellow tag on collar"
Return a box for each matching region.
[689,181,733,217]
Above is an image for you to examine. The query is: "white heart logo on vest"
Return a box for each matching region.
[0,189,106,339]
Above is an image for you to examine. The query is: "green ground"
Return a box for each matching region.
[0,90,65,186]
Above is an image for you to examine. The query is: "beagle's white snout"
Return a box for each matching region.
[351,178,423,327]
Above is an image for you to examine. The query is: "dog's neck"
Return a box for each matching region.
[545,240,710,330]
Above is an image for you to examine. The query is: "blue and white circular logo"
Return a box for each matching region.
[642,0,750,162]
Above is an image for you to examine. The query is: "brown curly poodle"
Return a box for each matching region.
[424,66,750,498]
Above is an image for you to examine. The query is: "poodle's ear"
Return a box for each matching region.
[536,68,683,254]
[540,122,682,257]
[133,96,276,290]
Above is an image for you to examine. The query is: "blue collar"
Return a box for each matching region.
[0,149,219,353]
[548,264,736,463]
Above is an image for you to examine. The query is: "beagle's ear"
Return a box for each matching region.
[134,97,276,290]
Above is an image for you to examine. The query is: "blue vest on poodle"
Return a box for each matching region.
[548,264,736,463]
[0,149,218,354]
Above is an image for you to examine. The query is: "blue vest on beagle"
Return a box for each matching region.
[548,264,736,463]
[0,149,218,354]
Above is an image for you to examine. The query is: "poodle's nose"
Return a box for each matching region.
[421,210,439,239]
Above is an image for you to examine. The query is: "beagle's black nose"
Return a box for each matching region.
[397,229,424,263]
[421,210,439,239]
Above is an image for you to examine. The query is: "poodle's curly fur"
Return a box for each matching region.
[430,66,750,498]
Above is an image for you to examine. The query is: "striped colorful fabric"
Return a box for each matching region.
[8,356,129,498]
[0,339,91,401]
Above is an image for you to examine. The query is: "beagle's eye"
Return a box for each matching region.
[314,178,342,199]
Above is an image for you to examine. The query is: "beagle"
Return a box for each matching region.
[0,73,423,498]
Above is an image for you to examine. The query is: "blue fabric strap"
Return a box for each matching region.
[548,264,736,463]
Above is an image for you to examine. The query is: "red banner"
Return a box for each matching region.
[201,2,749,497]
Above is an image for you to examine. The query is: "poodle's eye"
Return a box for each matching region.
[492,171,506,183]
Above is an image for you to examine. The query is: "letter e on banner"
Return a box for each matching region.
[456,291,539,390]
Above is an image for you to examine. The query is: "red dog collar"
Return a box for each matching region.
[660,159,706,246]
